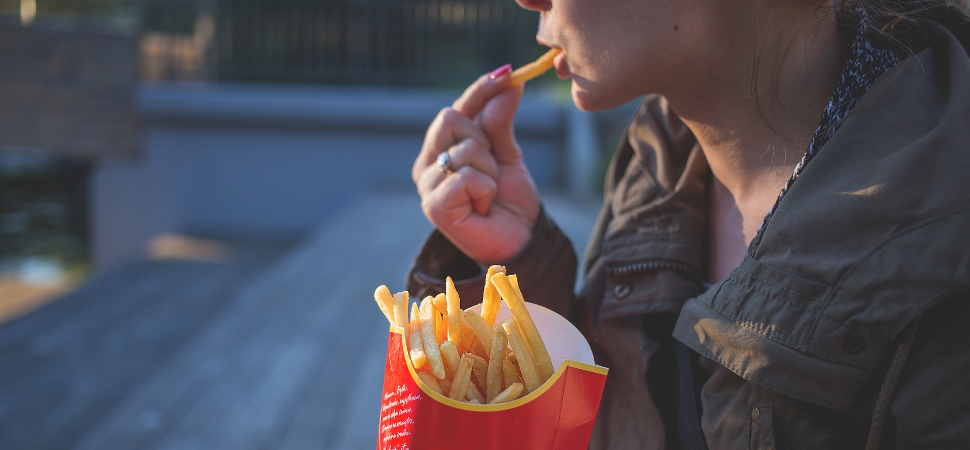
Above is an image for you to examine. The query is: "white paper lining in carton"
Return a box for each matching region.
[468,301,595,368]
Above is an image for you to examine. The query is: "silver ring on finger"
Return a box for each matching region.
[436,151,454,175]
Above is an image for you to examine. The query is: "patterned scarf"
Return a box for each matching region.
[755,8,901,237]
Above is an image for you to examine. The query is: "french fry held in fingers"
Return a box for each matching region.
[510,48,562,86]
[491,272,555,380]
[419,297,446,379]
[409,303,428,369]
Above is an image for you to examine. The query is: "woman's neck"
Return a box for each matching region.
[660,1,847,282]
[668,1,846,245]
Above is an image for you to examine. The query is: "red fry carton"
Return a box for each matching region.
[377,302,608,450]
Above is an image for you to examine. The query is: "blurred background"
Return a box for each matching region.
[0,0,638,448]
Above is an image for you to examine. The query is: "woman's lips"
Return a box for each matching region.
[553,51,570,79]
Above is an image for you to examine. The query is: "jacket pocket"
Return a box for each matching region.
[599,256,701,320]
[748,404,777,450]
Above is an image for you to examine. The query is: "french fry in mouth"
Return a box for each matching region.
[510,48,562,86]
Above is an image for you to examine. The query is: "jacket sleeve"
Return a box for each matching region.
[406,205,579,319]
[889,291,970,449]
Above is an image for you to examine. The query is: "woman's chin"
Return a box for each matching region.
[571,82,625,112]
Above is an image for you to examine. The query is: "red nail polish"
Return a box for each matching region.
[489,64,512,80]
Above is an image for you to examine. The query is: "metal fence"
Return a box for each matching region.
[142,0,547,87]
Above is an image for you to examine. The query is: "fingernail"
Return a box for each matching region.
[489,64,512,80]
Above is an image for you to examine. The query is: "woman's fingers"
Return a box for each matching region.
[479,85,525,165]
[423,166,499,221]
[448,138,500,180]
[414,107,490,184]
[452,69,514,120]
[416,138,500,196]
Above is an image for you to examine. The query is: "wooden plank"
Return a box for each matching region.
[290,313,387,450]
[159,193,427,450]
[74,192,429,450]
[0,261,247,450]
[0,241,293,450]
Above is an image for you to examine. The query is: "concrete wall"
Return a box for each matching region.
[92,84,571,268]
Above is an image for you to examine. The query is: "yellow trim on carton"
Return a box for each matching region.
[389,327,608,412]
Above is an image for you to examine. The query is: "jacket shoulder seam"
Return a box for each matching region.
[734,266,825,302]
[808,206,970,344]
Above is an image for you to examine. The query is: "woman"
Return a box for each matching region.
[408,0,970,448]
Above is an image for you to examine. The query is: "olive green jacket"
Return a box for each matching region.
[408,18,970,450]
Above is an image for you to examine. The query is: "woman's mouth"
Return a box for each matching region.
[553,50,570,79]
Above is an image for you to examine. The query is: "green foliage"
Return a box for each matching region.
[0,152,91,279]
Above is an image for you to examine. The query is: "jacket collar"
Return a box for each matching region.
[674,21,970,408]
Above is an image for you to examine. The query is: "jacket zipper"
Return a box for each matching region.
[608,259,702,282]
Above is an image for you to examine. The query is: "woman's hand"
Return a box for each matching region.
[412,68,540,265]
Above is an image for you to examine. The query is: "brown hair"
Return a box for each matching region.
[841,0,970,55]
[752,0,968,142]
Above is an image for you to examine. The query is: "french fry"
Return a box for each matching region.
[374,285,396,325]
[446,277,461,349]
[467,398,481,405]
[492,273,555,380]
[439,377,453,395]
[419,297,446,379]
[461,328,489,361]
[417,371,444,395]
[466,383,486,404]
[392,291,409,329]
[486,324,509,402]
[466,353,488,391]
[449,354,474,400]
[434,293,447,344]
[463,310,493,352]
[502,317,542,393]
[433,293,448,315]
[440,340,461,376]
[481,265,505,326]
[503,357,523,393]
[508,274,521,292]
[409,303,428,369]
[489,382,524,404]
[510,48,562,86]
[374,270,574,406]
[507,275,540,365]
[434,293,448,316]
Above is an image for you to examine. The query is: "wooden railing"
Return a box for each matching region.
[142,0,547,87]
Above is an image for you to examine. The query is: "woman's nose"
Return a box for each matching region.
[514,0,551,12]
